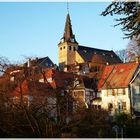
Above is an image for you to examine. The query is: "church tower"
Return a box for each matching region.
[58,13,78,71]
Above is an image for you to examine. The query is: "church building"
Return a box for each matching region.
[58,13,122,73]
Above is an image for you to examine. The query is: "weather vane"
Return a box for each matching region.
[67,1,69,14]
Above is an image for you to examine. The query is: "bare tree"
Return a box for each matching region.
[126,36,140,61]
[115,49,128,63]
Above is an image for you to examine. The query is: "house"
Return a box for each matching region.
[97,61,139,118]
[9,79,57,119]
[5,56,56,82]
[129,67,140,117]
[25,56,55,69]
[39,68,97,109]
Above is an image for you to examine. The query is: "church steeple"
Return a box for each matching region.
[58,12,78,71]
[60,13,77,43]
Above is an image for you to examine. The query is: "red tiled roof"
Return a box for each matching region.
[11,80,53,97]
[42,69,76,88]
[98,65,114,91]
[98,62,139,91]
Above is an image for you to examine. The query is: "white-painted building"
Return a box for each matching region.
[97,62,140,117]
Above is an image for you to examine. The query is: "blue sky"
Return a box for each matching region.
[0,2,129,64]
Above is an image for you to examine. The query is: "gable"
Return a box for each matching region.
[76,51,85,63]
[99,62,139,90]
[39,57,54,68]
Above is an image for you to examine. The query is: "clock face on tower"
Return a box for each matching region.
[61,38,64,43]
[70,38,74,42]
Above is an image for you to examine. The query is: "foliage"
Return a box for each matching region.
[125,124,140,138]
[0,56,11,75]
[116,36,140,62]
[101,2,140,39]
[68,107,112,138]
[102,2,140,61]
[115,112,131,126]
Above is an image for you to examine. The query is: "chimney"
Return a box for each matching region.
[27,58,31,67]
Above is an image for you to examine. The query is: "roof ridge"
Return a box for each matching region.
[78,45,112,52]
[105,61,139,67]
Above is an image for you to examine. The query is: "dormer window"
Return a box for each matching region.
[84,50,87,53]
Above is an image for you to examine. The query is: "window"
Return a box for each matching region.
[108,103,113,111]
[10,76,15,81]
[73,92,77,98]
[93,105,101,110]
[78,91,83,97]
[98,105,101,110]
[107,89,113,96]
[69,46,71,50]
[45,63,48,66]
[84,50,87,53]
[63,46,65,49]
[60,47,62,50]
[70,38,74,42]
[73,47,76,51]
[134,102,140,111]
[135,86,140,94]
[23,97,28,104]
[91,66,99,72]
[61,38,64,43]
[122,102,126,111]
[117,88,125,95]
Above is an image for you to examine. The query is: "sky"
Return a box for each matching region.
[0,2,129,65]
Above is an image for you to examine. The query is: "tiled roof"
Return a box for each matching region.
[63,14,74,41]
[11,80,53,97]
[77,45,122,64]
[42,69,95,90]
[42,69,76,88]
[98,62,139,91]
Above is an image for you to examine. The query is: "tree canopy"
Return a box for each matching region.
[101,2,140,39]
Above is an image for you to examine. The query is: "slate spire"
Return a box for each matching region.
[62,13,77,43]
